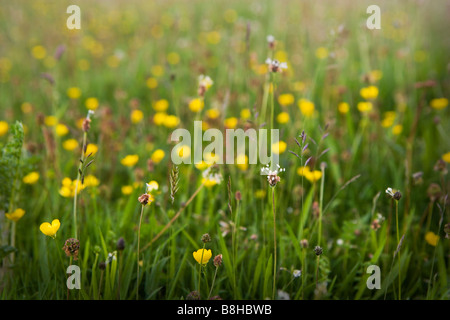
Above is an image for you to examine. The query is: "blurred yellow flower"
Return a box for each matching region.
[357,101,373,113]
[146,77,158,89]
[272,141,287,154]
[131,109,144,124]
[315,47,328,59]
[277,112,290,124]
[292,81,306,92]
[0,121,8,136]
[224,9,237,23]
[5,208,25,222]
[193,248,212,265]
[425,231,439,246]
[278,93,294,106]
[176,145,191,159]
[85,97,99,110]
[63,139,79,151]
[78,59,90,71]
[151,149,165,164]
[298,99,315,117]
[297,166,322,182]
[153,112,167,125]
[255,189,266,199]
[67,87,81,99]
[121,185,134,195]
[31,45,46,60]
[360,86,379,100]
[338,102,350,114]
[236,154,248,171]
[240,109,251,119]
[163,115,180,128]
[381,111,396,128]
[370,70,383,82]
[40,219,60,239]
[23,172,39,184]
[206,109,220,119]
[55,124,69,136]
[151,65,164,77]
[59,177,85,198]
[85,143,98,155]
[430,98,448,110]
[442,152,450,163]
[167,52,180,65]
[392,124,403,135]
[121,154,139,167]
[153,99,169,112]
[83,175,99,187]
[21,102,33,114]
[44,116,57,127]
[206,31,221,44]
[189,98,204,112]
[224,117,238,129]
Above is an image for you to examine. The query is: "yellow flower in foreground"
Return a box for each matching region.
[85,97,99,110]
[153,112,167,125]
[206,108,220,119]
[151,149,165,164]
[360,86,379,100]
[131,109,144,124]
[357,101,373,113]
[193,249,212,265]
[121,154,139,167]
[278,93,294,106]
[163,115,180,128]
[63,139,79,151]
[240,108,251,120]
[189,98,204,113]
[23,172,40,184]
[85,143,98,156]
[338,102,350,114]
[425,231,439,246]
[430,98,448,110]
[83,175,99,187]
[271,141,287,154]
[298,99,315,117]
[0,121,8,136]
[40,219,60,239]
[224,117,238,129]
[5,208,25,222]
[67,87,81,99]
[442,152,450,163]
[55,124,69,136]
[59,178,85,198]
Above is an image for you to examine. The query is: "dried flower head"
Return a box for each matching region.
[386,187,402,201]
[314,246,323,256]
[138,193,154,206]
[201,233,212,243]
[213,254,223,267]
[117,237,125,251]
[300,239,309,248]
[261,164,285,187]
[186,291,201,300]
[62,238,80,260]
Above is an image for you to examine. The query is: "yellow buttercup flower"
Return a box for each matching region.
[5,208,25,222]
[67,87,81,99]
[151,149,165,164]
[23,172,40,184]
[240,109,251,120]
[392,124,403,135]
[224,117,238,129]
[85,97,99,110]
[131,109,144,124]
[31,45,46,60]
[298,99,315,117]
[40,219,60,239]
[163,115,180,128]
[153,99,169,112]
[59,178,85,198]
[430,98,448,110]
[206,109,220,119]
[0,121,9,136]
[442,152,450,163]
[121,185,134,195]
[277,112,290,124]
[189,98,204,113]
[44,116,58,127]
[357,101,373,113]
[338,102,350,114]
[121,154,139,167]
[146,77,158,89]
[193,249,212,265]
[278,93,294,106]
[271,141,287,154]
[153,112,167,125]
[360,86,379,100]
[236,154,248,171]
[55,124,69,136]
[83,175,99,187]
[63,139,79,151]
[297,166,322,182]
[151,65,164,77]
[425,231,439,246]
[85,143,98,156]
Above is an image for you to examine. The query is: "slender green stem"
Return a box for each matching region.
[73,132,87,239]
[208,266,219,300]
[272,187,277,300]
[395,200,401,300]
[318,164,325,247]
[136,204,145,300]
[198,243,205,297]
